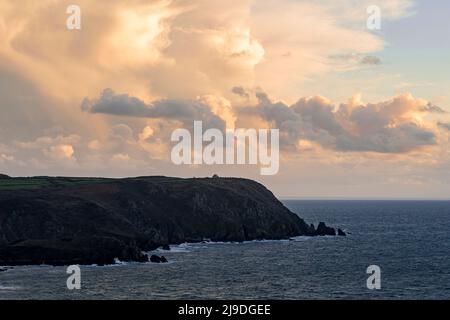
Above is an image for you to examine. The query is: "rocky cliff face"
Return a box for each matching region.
[0,176,337,265]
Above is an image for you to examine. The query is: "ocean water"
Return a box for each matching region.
[1,200,449,300]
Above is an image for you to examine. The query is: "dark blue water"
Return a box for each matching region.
[1,200,449,299]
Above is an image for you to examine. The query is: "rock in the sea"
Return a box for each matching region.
[0,174,10,179]
[316,222,336,236]
[150,255,168,263]
[150,255,161,263]
[307,223,316,236]
[337,228,347,236]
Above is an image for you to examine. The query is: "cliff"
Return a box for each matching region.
[0,176,337,265]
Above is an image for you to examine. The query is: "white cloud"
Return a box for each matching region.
[44,144,75,160]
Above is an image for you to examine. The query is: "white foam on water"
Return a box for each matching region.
[148,236,316,256]
[0,285,20,290]
[152,243,194,253]
[167,243,193,253]
[201,237,313,245]
[113,258,129,265]
[290,236,312,242]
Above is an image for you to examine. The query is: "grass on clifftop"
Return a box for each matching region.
[0,175,259,192]
[0,176,112,191]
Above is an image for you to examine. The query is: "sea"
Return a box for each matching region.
[1,200,449,299]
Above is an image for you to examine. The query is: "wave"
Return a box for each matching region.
[0,285,21,291]
[151,236,315,254]
[153,243,193,253]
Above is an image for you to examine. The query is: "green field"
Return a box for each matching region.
[0,176,112,191]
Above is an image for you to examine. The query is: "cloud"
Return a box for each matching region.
[237,91,438,153]
[329,54,382,67]
[82,88,226,130]
[4,0,450,199]
[231,86,250,99]
[0,134,81,173]
[15,135,82,150]
[111,153,131,162]
[420,103,447,114]
[0,0,414,104]
[360,56,382,66]
[438,122,450,131]
[43,144,75,160]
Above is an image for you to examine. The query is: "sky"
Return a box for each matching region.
[0,0,449,199]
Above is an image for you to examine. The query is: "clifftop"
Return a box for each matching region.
[0,176,340,265]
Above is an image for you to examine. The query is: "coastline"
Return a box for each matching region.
[0,176,343,266]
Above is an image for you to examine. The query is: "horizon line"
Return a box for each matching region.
[279,197,450,201]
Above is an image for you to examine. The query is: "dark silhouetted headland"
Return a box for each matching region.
[0,175,342,265]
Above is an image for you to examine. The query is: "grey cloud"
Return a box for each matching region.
[335,123,436,153]
[329,54,382,66]
[438,122,450,131]
[420,103,447,114]
[231,86,250,98]
[82,89,225,130]
[231,87,271,104]
[359,55,382,65]
[237,92,437,153]
[292,98,342,136]
[81,89,149,117]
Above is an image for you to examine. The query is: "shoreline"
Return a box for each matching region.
[0,235,345,268]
